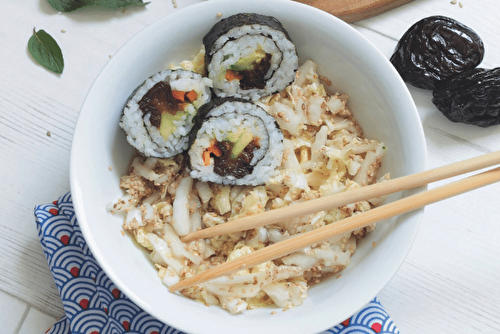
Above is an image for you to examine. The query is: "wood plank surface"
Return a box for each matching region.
[296,0,414,22]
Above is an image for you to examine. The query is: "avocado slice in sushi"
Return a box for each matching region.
[159,112,186,140]
[157,89,198,140]
[226,130,255,159]
[230,49,267,72]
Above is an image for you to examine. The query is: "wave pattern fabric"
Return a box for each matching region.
[34,192,400,334]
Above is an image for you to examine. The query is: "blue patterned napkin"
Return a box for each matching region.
[35,192,400,334]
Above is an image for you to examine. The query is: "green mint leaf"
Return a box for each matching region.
[46,0,92,12]
[92,0,149,9]
[46,0,148,12]
[28,28,64,74]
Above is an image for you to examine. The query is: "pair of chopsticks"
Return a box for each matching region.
[169,151,500,293]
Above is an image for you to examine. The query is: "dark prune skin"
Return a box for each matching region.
[432,68,500,127]
[390,16,484,90]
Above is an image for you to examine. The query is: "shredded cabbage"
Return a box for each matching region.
[110,59,388,314]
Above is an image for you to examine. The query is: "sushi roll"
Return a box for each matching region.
[120,69,212,158]
[203,13,299,101]
[188,98,284,186]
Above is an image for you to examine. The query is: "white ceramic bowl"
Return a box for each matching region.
[71,1,427,333]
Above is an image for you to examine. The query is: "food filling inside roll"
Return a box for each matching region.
[224,48,273,90]
[212,35,282,91]
[203,130,261,178]
[139,82,198,141]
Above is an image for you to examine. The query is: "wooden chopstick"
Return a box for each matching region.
[181,150,500,243]
[169,164,500,292]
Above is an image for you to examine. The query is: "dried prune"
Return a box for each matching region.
[432,68,500,127]
[390,16,484,90]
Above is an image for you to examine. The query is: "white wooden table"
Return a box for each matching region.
[1,0,499,333]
